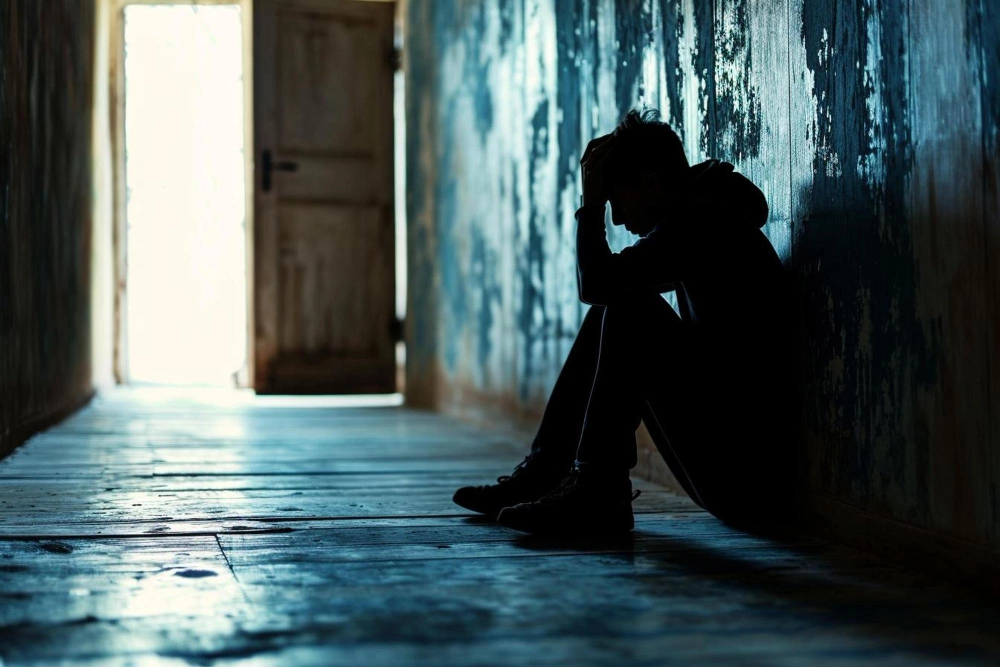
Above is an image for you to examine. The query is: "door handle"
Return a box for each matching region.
[262,149,299,192]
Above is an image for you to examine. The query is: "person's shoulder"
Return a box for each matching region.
[689,159,768,229]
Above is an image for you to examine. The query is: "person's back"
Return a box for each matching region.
[653,159,794,523]
[675,160,781,331]
[671,158,792,390]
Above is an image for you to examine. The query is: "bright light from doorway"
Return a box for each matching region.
[124,5,247,386]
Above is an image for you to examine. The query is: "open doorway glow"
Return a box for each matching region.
[123,5,247,386]
[393,38,408,388]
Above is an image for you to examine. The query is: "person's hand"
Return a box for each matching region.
[580,134,615,207]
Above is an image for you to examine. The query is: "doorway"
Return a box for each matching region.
[110,0,402,394]
[119,3,250,386]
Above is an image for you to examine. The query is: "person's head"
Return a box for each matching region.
[605,108,690,236]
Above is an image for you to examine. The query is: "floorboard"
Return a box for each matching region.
[0,387,997,665]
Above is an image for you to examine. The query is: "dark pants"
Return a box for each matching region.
[530,295,792,522]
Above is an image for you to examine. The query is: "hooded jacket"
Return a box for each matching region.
[575,159,785,339]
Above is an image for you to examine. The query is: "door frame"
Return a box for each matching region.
[107,0,256,386]
[106,0,400,389]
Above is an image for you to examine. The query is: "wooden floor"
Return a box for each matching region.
[0,389,998,665]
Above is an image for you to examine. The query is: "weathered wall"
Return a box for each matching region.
[405,0,1000,554]
[0,2,96,457]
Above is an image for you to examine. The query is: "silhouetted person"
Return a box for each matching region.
[454,109,794,536]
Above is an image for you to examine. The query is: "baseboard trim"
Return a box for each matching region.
[0,390,95,461]
[811,495,1000,595]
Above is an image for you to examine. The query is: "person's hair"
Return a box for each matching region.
[606,108,690,189]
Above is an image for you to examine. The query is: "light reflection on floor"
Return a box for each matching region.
[104,386,405,409]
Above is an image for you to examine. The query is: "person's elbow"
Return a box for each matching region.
[578,284,607,306]
[579,268,632,305]
[577,269,608,305]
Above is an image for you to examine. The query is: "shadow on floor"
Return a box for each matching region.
[508,524,1000,663]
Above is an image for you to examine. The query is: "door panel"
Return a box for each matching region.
[277,12,380,153]
[254,0,396,393]
[278,204,389,355]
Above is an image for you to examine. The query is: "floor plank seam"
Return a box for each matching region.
[0,528,294,540]
[216,533,240,583]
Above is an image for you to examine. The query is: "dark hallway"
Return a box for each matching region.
[1,0,999,663]
[0,389,997,664]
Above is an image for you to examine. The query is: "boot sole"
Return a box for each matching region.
[452,492,511,518]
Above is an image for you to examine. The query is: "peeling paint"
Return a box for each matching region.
[406,0,1000,550]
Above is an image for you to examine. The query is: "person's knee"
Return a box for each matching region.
[576,305,606,339]
[582,304,606,324]
[601,294,684,352]
[599,300,649,350]
[602,293,669,327]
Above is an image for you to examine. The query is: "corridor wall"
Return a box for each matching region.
[405,0,1000,568]
[0,2,97,456]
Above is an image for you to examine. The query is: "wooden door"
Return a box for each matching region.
[254,0,396,393]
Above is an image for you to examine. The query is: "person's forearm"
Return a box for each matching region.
[576,205,695,305]
[575,204,614,304]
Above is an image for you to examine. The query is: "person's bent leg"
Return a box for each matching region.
[498,296,685,535]
[528,305,606,469]
[572,297,682,472]
[453,305,605,516]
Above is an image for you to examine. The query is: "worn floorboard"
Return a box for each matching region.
[0,388,997,665]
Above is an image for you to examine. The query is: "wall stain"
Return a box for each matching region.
[798,0,938,525]
[714,0,762,162]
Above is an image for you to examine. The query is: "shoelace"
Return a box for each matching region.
[539,470,643,505]
[495,456,533,484]
[535,469,581,504]
[494,459,642,504]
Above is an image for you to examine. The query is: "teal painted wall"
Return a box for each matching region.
[405,0,1000,551]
